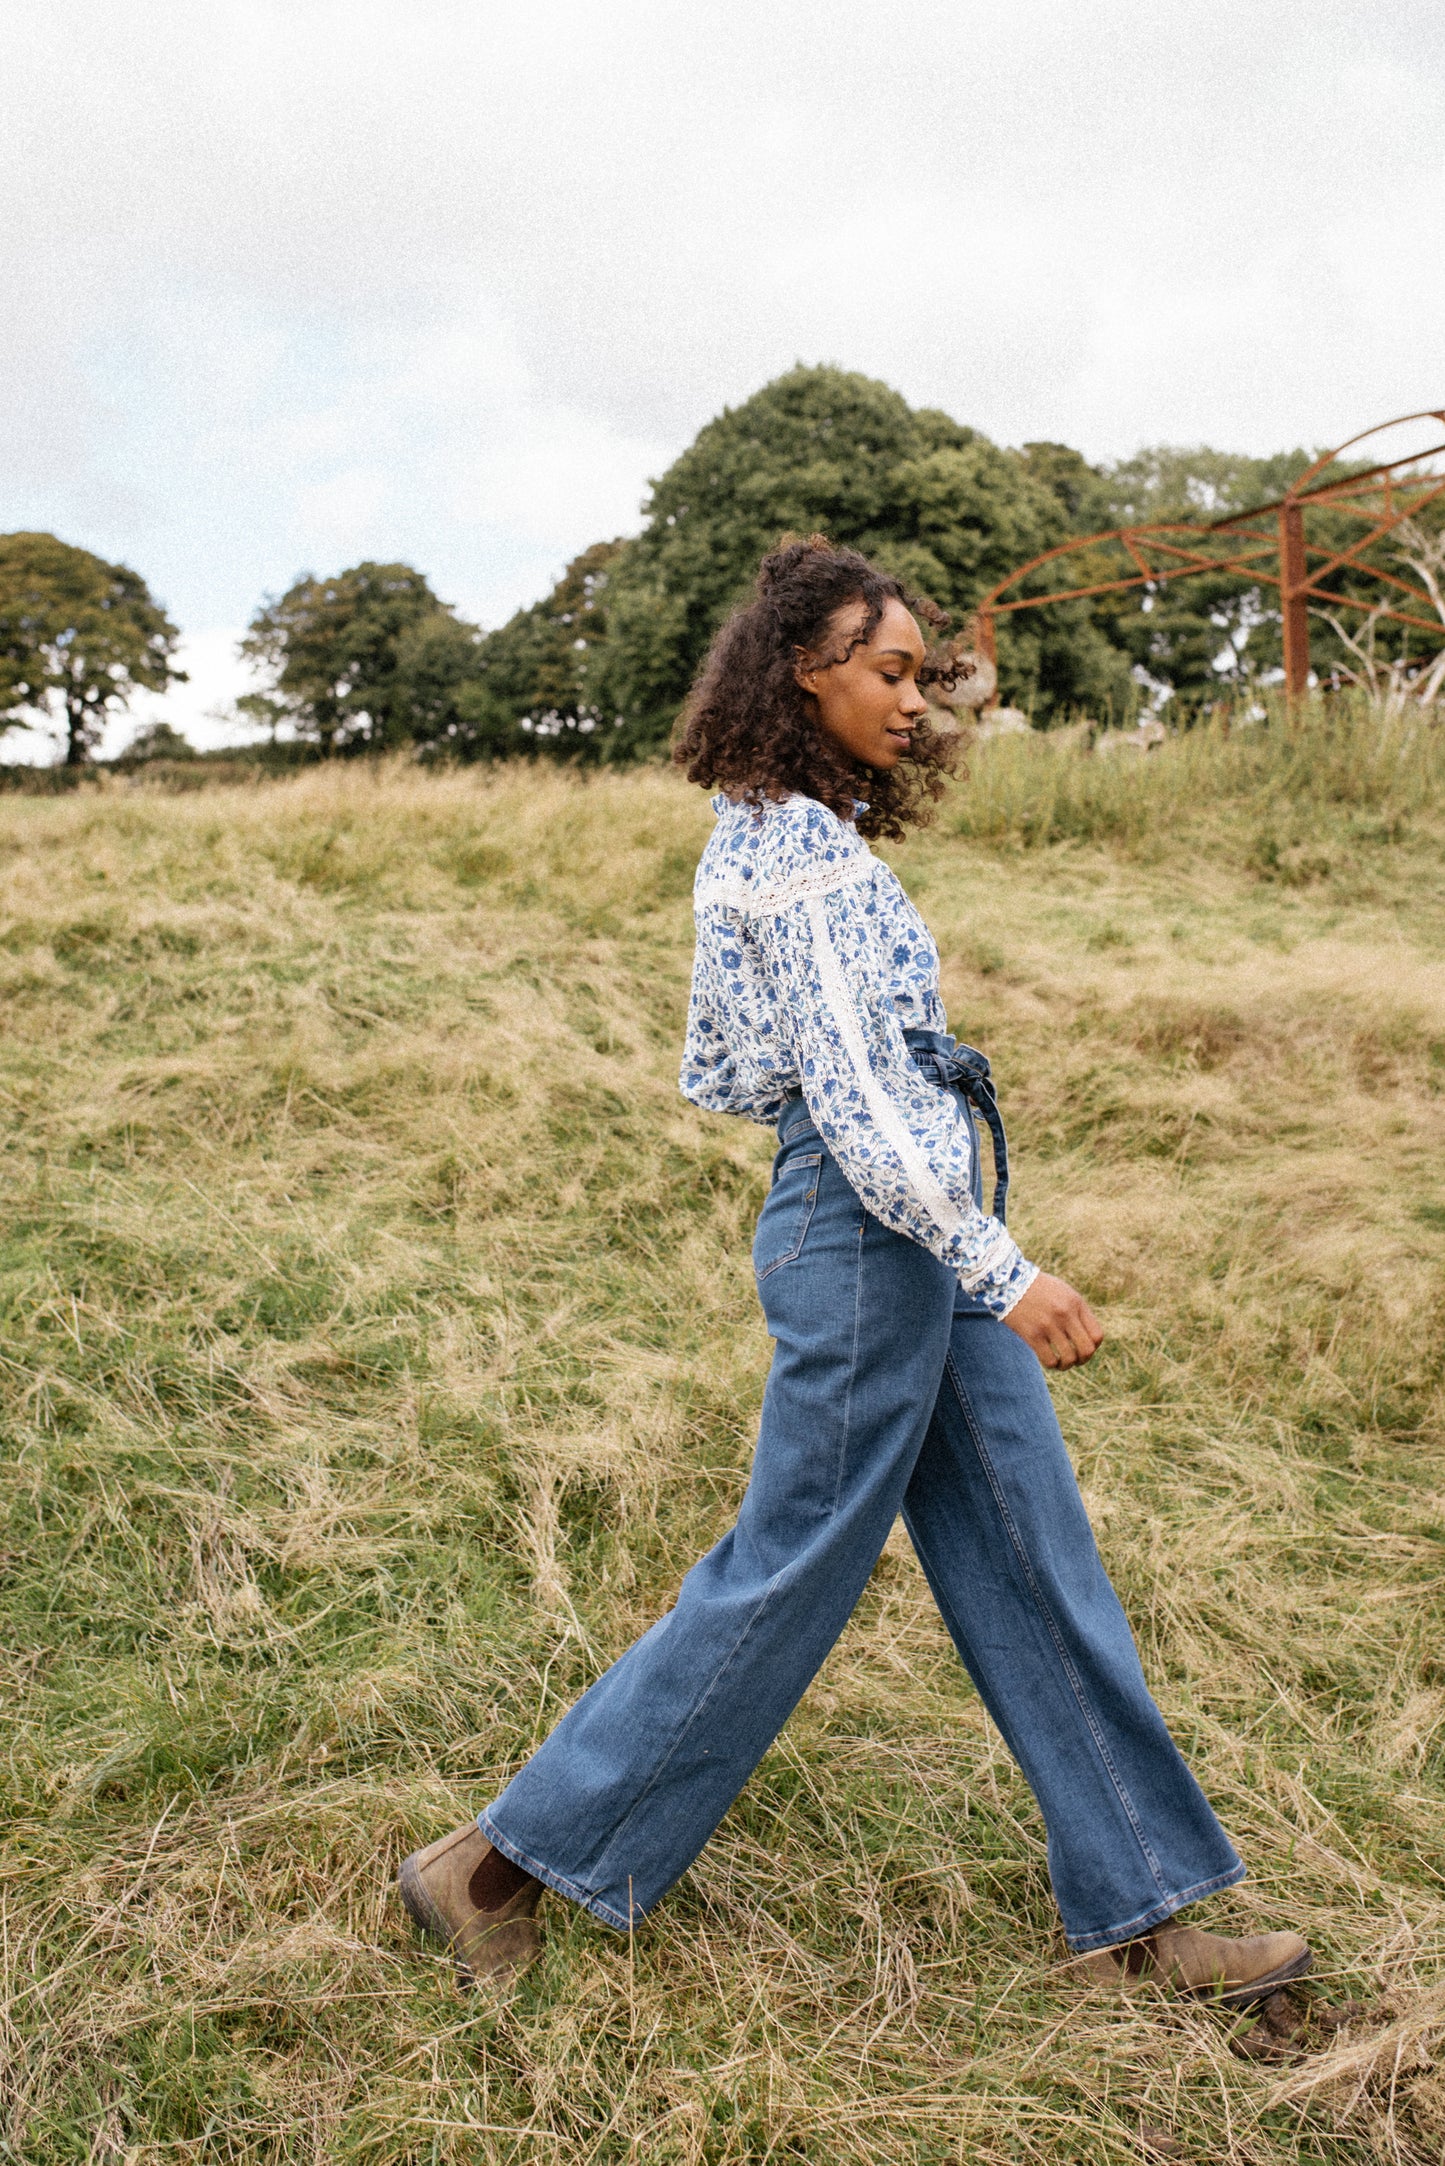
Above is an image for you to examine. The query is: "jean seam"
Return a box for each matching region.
[580,1564,795,1899]
[581,1198,868,1895]
[756,1157,823,1279]
[753,1152,818,1264]
[942,1350,1169,1895]
[831,1217,866,1518]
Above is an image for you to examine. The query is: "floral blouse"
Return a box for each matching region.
[680,793,1037,1318]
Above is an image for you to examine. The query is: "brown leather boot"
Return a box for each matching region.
[398,1823,544,1984]
[1077,1920,1311,2005]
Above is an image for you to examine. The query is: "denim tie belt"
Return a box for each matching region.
[902,1029,1011,1224]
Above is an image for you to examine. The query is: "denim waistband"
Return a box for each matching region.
[779,1027,1011,1225]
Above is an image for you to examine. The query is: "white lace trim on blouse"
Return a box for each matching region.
[803,892,966,1246]
[694,847,875,918]
[678,792,1037,1318]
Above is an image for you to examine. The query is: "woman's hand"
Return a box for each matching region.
[1003,1272,1103,1369]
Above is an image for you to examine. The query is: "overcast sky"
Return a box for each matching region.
[3,0,1443,754]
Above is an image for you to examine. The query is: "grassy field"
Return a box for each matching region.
[2,706,1445,2163]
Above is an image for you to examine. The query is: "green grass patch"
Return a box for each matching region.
[0,734,1443,2161]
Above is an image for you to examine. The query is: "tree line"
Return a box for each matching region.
[1,366,1330,765]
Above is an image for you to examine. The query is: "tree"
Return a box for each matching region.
[122,719,196,762]
[0,532,183,765]
[1019,441,1115,533]
[393,610,489,749]
[1099,444,1315,525]
[1315,517,1445,710]
[447,540,626,758]
[240,562,470,754]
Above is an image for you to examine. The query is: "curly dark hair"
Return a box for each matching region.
[672,535,967,841]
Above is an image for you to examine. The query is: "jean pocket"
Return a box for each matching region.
[753,1152,822,1280]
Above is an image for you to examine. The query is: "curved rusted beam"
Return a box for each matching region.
[972,408,1445,699]
[1284,409,1445,504]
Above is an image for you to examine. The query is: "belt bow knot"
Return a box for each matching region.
[903,1031,1011,1224]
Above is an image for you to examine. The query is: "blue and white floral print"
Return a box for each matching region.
[681,793,1037,1317]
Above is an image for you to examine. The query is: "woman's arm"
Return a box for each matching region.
[752,854,1036,1320]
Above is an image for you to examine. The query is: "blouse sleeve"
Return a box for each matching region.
[749,812,1037,1319]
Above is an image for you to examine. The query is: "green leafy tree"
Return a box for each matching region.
[465,370,1140,756]
[453,540,628,757]
[240,562,470,754]
[1100,445,1316,525]
[1019,441,1115,533]
[234,690,289,744]
[122,719,196,762]
[393,610,489,749]
[0,532,183,765]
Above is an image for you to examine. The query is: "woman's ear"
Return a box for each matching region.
[793,646,818,695]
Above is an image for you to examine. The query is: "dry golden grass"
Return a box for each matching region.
[2,716,1444,2162]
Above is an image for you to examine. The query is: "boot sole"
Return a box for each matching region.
[1194,1946,1314,2008]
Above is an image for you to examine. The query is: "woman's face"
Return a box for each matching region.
[796,595,930,770]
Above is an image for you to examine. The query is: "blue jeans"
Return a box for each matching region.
[480,1035,1244,1950]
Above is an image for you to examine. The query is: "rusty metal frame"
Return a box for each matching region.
[971,410,1445,699]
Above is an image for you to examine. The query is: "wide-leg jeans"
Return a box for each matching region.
[480,1059,1244,1951]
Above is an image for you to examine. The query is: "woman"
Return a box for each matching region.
[400,537,1309,2004]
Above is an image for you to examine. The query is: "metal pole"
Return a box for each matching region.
[1279,501,1309,700]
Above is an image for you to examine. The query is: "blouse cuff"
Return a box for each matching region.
[959,1233,1039,1320]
